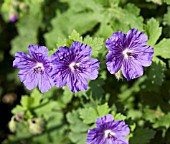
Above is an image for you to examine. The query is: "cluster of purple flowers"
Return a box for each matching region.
[13,28,153,144]
[13,29,154,93]
[13,42,100,93]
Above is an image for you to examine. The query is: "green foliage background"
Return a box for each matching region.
[0,0,170,144]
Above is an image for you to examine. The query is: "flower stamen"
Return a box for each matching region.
[122,49,133,59]
[69,62,80,71]
[33,62,44,73]
[104,129,116,139]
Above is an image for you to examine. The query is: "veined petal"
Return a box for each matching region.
[38,72,54,93]
[116,137,129,144]
[18,70,38,90]
[122,58,144,80]
[86,128,105,144]
[67,73,88,93]
[106,51,124,74]
[111,120,130,137]
[106,31,125,51]
[79,58,100,80]
[125,28,148,49]
[132,46,154,67]
[51,46,73,65]
[51,66,69,88]
[28,45,48,57]
[13,52,36,69]
[70,41,92,61]
[96,114,114,128]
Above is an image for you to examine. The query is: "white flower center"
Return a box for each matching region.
[69,62,80,71]
[33,62,44,73]
[104,129,116,138]
[122,49,133,59]
[36,62,44,70]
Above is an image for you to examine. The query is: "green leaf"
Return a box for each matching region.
[144,18,162,46]
[68,30,83,43]
[97,103,110,116]
[130,128,156,144]
[109,6,144,32]
[79,107,98,124]
[164,0,170,5]
[163,7,170,26]
[67,110,88,144]
[20,95,33,109]
[154,38,170,58]
[83,36,104,57]
[153,112,170,129]
[12,105,25,114]
[114,113,126,121]
[10,3,42,55]
[68,132,87,144]
[147,62,166,86]
[45,9,101,49]
[30,89,42,107]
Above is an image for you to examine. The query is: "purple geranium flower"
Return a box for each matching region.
[13,45,54,93]
[106,28,154,80]
[86,114,130,144]
[51,41,100,93]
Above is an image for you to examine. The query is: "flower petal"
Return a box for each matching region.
[51,46,73,65]
[132,46,154,67]
[86,128,105,144]
[125,28,148,49]
[18,69,38,90]
[79,58,100,80]
[106,51,124,74]
[96,114,114,128]
[70,41,92,61]
[116,137,129,144]
[51,67,70,88]
[67,73,88,93]
[38,72,54,93]
[28,45,48,57]
[111,120,130,137]
[122,58,144,80]
[106,31,125,51]
[13,52,35,69]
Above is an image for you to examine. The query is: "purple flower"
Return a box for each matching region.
[51,41,100,93]
[106,28,154,80]
[86,114,130,144]
[13,45,54,93]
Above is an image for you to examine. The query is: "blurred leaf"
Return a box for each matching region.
[83,36,104,57]
[164,0,170,4]
[68,30,83,43]
[79,107,98,124]
[45,9,101,49]
[163,7,170,26]
[147,62,166,86]
[145,18,162,46]
[20,95,33,109]
[154,38,170,58]
[146,0,162,5]
[153,112,170,129]
[130,128,156,144]
[114,113,126,120]
[96,103,110,116]
[11,3,42,55]
[67,110,88,144]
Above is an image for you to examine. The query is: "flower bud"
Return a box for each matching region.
[28,118,44,134]
[8,116,17,133]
